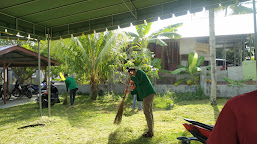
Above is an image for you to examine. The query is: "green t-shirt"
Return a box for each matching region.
[65,77,78,91]
[131,70,156,101]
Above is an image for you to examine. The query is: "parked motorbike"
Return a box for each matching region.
[36,81,60,108]
[177,118,213,144]
[0,85,11,100]
[30,80,47,95]
[11,80,33,99]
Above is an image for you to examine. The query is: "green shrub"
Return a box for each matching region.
[172,86,206,103]
[154,91,174,110]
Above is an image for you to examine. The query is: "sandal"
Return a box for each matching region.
[142,132,154,138]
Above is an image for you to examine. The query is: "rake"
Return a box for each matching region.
[114,77,131,124]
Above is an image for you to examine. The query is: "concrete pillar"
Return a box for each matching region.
[7,70,12,93]
[200,66,207,96]
[36,70,43,84]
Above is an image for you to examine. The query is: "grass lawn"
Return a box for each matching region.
[0,93,228,144]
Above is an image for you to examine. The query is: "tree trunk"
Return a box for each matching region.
[209,8,217,105]
[90,75,98,100]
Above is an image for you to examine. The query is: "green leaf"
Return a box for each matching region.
[188,52,194,66]
[159,69,173,74]
[189,53,198,73]
[148,38,167,46]
[196,56,204,67]
[125,31,139,39]
[151,58,162,69]
[174,78,187,86]
[177,65,187,68]
[171,68,188,75]
[157,32,181,39]
[150,23,183,38]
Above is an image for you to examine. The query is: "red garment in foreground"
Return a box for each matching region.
[207,90,257,144]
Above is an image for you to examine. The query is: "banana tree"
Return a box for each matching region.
[172,52,204,86]
[124,21,182,77]
[58,31,128,100]
[126,21,182,49]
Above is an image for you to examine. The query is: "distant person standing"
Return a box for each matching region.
[130,82,142,111]
[64,74,78,108]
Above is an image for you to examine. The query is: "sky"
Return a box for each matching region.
[123,2,254,38]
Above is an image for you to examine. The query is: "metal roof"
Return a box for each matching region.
[0,0,248,41]
[0,45,58,67]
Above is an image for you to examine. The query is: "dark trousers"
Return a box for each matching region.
[143,94,155,135]
[70,88,78,106]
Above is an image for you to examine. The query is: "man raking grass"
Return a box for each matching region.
[114,68,156,138]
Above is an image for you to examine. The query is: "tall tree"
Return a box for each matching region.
[209,8,217,105]
[56,31,127,100]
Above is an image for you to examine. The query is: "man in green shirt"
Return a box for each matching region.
[126,68,156,138]
[64,74,78,108]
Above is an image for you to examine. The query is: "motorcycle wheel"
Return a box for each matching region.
[1,92,11,101]
[26,91,33,99]
[12,89,20,97]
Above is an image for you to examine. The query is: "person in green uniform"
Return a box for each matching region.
[64,74,78,108]
[125,68,156,138]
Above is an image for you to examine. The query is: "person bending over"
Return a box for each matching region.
[125,68,156,138]
[64,74,78,108]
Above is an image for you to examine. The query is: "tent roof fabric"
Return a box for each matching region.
[0,0,248,40]
[0,45,58,67]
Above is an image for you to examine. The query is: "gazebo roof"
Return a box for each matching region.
[0,45,58,67]
[0,0,248,41]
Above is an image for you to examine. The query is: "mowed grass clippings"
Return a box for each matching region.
[0,94,228,144]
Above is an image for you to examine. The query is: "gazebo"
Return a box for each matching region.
[0,45,58,104]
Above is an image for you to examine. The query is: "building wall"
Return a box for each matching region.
[242,60,256,80]
[179,38,196,55]
[54,83,256,98]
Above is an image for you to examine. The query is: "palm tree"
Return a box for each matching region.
[216,1,252,16]
[59,31,127,100]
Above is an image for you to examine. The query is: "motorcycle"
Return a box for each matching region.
[177,118,213,144]
[11,80,33,99]
[0,85,11,101]
[29,80,47,95]
[36,81,60,108]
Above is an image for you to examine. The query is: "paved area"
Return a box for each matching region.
[0,95,37,109]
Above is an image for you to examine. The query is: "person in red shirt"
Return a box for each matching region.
[207,90,257,144]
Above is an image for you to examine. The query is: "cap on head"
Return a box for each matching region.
[128,68,136,73]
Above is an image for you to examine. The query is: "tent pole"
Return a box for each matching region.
[47,29,51,117]
[253,0,257,86]
[38,40,42,116]
[3,61,6,104]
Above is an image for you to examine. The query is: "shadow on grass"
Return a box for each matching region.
[212,104,220,120]
[0,102,40,126]
[0,95,119,128]
[108,127,160,144]
[51,95,122,127]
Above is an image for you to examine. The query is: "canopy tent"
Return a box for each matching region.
[0,0,251,116]
[0,0,248,40]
